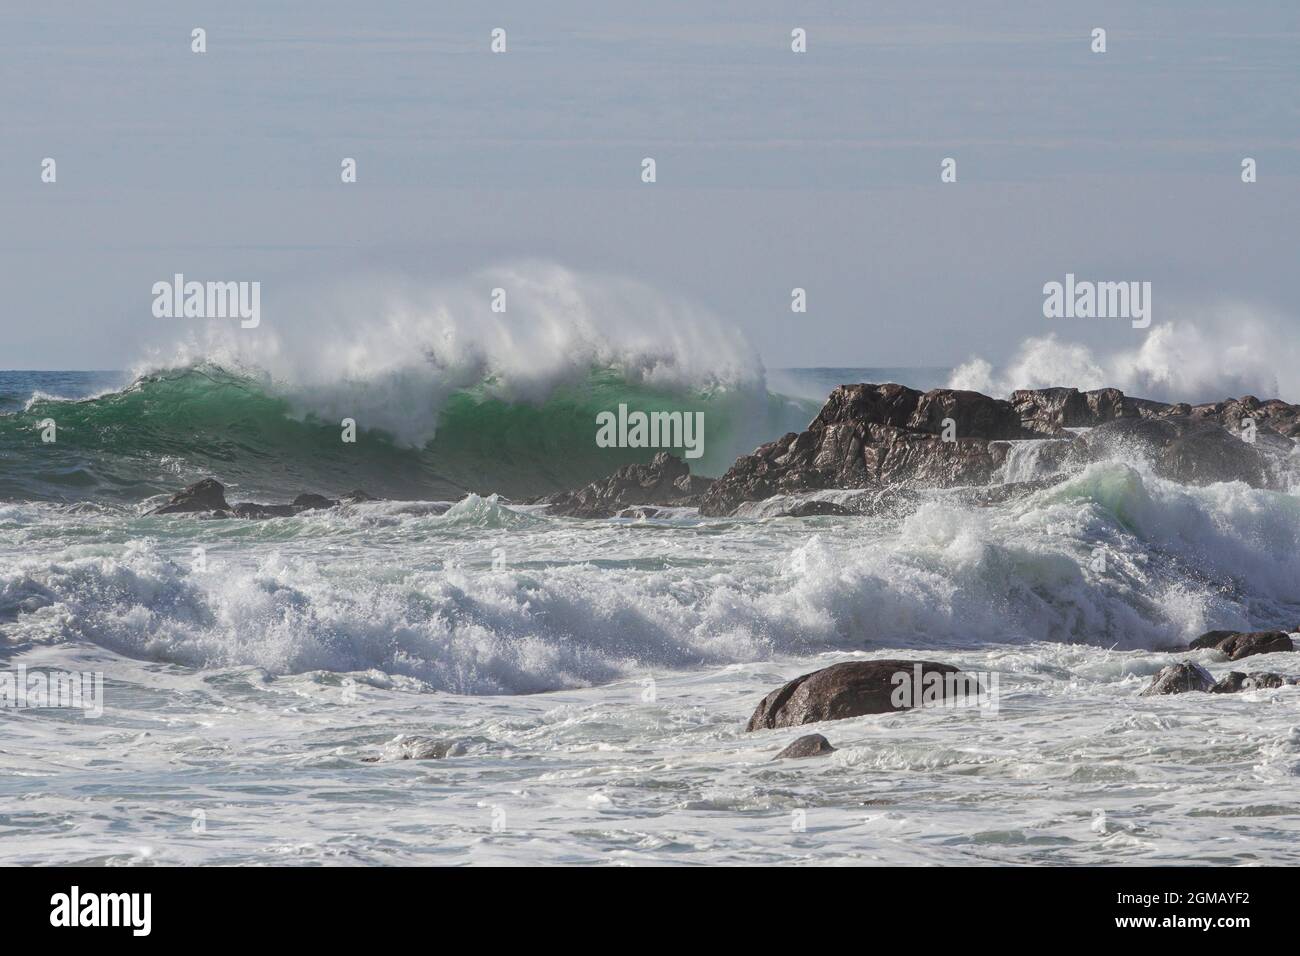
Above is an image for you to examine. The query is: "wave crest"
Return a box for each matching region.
[950,306,1300,403]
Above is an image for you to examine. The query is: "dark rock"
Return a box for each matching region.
[1220,631,1293,660]
[700,384,1029,516]
[696,381,1298,516]
[1210,671,1287,694]
[746,660,978,731]
[1010,387,1137,433]
[148,478,230,515]
[903,388,1030,441]
[1190,629,1293,660]
[292,493,337,511]
[782,500,855,517]
[340,489,377,504]
[231,502,296,519]
[1210,671,1248,694]
[700,382,1205,517]
[773,733,837,759]
[1141,662,1215,696]
[149,481,382,520]
[1189,629,1241,650]
[1082,416,1289,489]
[1173,395,1300,441]
[542,452,714,518]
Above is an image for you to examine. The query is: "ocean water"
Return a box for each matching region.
[2,366,1299,865]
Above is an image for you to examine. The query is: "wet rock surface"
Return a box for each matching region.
[148,479,377,520]
[1190,629,1295,660]
[292,493,337,511]
[147,478,230,515]
[1142,662,1216,696]
[773,733,837,759]
[525,383,1296,519]
[538,451,714,518]
[697,384,1298,516]
[746,659,975,730]
[1210,671,1290,694]
[1081,417,1289,488]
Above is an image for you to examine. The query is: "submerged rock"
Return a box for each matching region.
[232,502,295,519]
[615,505,671,519]
[148,478,230,515]
[1189,629,1294,661]
[540,452,714,518]
[1210,671,1289,694]
[781,500,855,517]
[1141,662,1215,696]
[148,480,378,520]
[292,493,338,511]
[362,734,468,762]
[746,659,976,731]
[773,733,837,759]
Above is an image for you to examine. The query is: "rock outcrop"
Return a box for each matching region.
[700,386,1034,516]
[1172,395,1300,440]
[1210,671,1289,694]
[1081,417,1290,488]
[698,383,1298,516]
[1189,629,1294,661]
[147,478,230,515]
[1009,386,1135,431]
[1141,662,1215,696]
[773,733,837,759]
[148,479,377,520]
[539,452,713,518]
[746,659,978,731]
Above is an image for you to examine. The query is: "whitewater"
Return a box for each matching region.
[2,276,1299,865]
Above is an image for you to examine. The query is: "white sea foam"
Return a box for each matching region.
[3,462,1296,694]
[950,305,1300,403]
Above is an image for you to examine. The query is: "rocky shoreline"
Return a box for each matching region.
[538,382,1299,518]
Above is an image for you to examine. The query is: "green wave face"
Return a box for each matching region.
[0,365,817,504]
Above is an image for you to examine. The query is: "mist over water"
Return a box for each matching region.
[949,307,1300,404]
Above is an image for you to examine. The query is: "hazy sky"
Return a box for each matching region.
[2,0,1298,372]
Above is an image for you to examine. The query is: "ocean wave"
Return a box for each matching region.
[0,363,816,504]
[3,464,1295,692]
